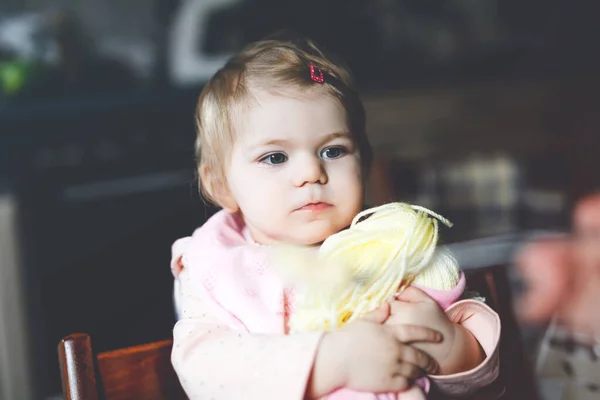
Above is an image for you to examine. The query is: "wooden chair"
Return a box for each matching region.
[425,264,539,400]
[58,333,187,400]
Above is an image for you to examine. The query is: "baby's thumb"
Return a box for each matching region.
[396,286,435,303]
[362,302,390,323]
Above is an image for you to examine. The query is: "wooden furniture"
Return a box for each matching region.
[469,265,538,399]
[427,264,539,400]
[58,333,187,400]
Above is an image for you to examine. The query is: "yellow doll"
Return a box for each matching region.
[273,202,460,332]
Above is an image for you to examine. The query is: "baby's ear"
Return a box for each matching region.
[199,164,239,213]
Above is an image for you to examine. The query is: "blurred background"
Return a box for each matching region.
[0,0,599,399]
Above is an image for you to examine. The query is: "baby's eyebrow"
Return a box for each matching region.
[247,131,352,151]
[319,132,353,145]
[262,139,290,146]
[246,139,290,151]
[325,132,352,139]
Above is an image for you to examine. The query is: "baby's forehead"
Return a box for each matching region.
[236,96,350,145]
[244,87,348,120]
[244,85,343,112]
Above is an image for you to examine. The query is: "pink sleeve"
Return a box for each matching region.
[171,254,324,400]
[428,299,501,396]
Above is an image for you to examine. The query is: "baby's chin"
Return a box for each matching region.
[284,226,341,247]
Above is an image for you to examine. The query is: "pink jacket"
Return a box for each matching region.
[170,211,501,399]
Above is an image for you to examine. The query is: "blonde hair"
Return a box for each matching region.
[195,33,371,206]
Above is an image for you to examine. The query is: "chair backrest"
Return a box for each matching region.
[58,333,187,400]
[428,265,539,400]
[456,266,540,400]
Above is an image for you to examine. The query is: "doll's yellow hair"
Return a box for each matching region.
[276,203,460,332]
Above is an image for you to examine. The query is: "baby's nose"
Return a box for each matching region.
[294,157,327,186]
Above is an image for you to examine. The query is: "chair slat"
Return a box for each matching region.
[58,333,99,400]
[58,334,186,400]
[97,339,186,400]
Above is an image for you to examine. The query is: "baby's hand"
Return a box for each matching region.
[308,302,442,398]
[386,288,460,374]
[387,287,485,375]
[338,302,442,392]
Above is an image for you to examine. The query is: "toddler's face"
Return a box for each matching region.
[226,92,364,245]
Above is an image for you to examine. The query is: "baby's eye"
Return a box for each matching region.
[260,152,288,165]
[321,146,348,160]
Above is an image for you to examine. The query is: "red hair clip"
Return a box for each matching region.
[310,62,324,83]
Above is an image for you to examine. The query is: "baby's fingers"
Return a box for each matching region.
[386,375,412,393]
[394,345,440,375]
[393,360,426,381]
[361,302,391,324]
[396,286,437,304]
[388,323,443,344]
